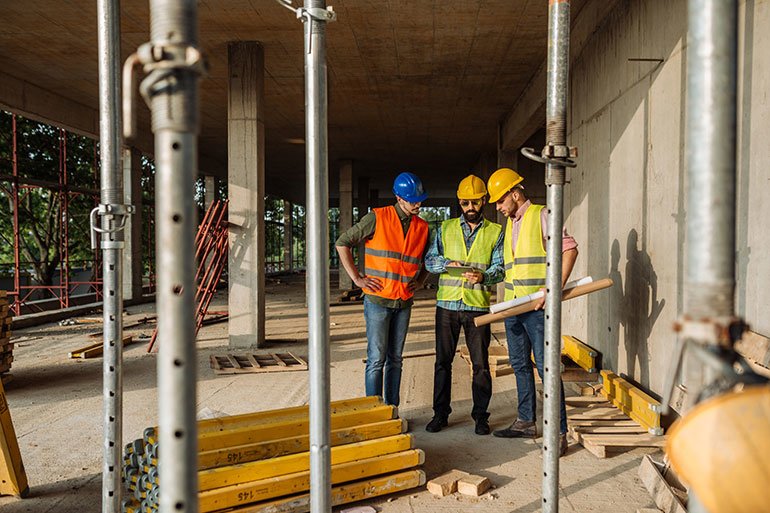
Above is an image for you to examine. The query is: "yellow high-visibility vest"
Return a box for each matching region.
[503,204,546,300]
[437,218,502,308]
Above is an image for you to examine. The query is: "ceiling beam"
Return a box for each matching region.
[499,0,620,151]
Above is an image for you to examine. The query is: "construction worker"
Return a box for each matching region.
[486,168,578,457]
[424,175,504,436]
[335,172,430,407]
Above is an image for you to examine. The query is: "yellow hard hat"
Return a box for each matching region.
[666,385,770,513]
[487,168,523,203]
[457,175,487,200]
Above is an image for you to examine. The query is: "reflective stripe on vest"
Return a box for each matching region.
[364,206,429,301]
[503,204,546,301]
[436,217,502,308]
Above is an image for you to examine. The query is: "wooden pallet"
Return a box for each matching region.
[210,352,308,374]
[566,397,666,458]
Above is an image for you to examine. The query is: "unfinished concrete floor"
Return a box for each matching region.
[0,273,659,512]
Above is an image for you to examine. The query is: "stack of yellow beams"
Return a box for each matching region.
[122,396,425,513]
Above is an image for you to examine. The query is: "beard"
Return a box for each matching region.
[462,209,482,223]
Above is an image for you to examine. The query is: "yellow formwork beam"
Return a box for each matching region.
[198,449,424,512]
[198,404,398,452]
[199,433,414,491]
[198,418,407,470]
[562,335,599,373]
[600,370,663,435]
[197,396,384,434]
[226,469,427,513]
[0,379,28,497]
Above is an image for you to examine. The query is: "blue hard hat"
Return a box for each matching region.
[392,172,428,203]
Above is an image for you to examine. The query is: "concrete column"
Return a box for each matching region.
[356,176,369,276]
[122,147,143,301]
[204,175,217,208]
[283,200,293,272]
[227,41,266,349]
[338,160,353,290]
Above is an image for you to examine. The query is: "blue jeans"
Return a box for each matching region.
[363,296,412,406]
[504,310,568,433]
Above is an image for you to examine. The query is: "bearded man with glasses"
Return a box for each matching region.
[424,174,504,435]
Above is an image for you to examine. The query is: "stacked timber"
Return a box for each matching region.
[122,396,425,512]
[0,290,13,382]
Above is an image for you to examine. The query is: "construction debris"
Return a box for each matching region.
[121,396,424,512]
[68,336,136,359]
[427,469,469,497]
[457,474,491,497]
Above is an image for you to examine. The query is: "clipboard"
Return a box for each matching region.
[445,266,482,277]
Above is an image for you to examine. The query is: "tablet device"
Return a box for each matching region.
[445,266,482,277]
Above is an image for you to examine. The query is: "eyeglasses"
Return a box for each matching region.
[459,199,483,208]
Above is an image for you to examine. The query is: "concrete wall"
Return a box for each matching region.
[560,0,770,395]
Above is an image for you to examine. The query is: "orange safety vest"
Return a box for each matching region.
[364,206,429,301]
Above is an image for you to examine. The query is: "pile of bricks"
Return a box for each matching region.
[122,396,425,513]
[0,290,13,383]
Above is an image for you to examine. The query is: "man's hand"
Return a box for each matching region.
[407,277,423,293]
[533,287,546,310]
[354,275,383,292]
[462,269,484,285]
[446,261,462,267]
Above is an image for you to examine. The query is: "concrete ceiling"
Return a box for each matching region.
[0,0,586,202]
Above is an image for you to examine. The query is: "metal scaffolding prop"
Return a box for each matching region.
[0,115,104,316]
[124,0,206,510]
[93,0,131,511]
[521,0,577,510]
[678,2,740,512]
[277,0,337,511]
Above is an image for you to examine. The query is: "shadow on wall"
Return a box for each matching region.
[607,231,665,386]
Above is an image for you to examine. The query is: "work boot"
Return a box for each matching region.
[474,418,490,436]
[492,419,537,438]
[559,433,569,457]
[425,415,448,433]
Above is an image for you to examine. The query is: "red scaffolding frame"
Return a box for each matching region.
[0,113,104,315]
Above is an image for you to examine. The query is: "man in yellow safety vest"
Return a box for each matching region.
[486,168,578,457]
[424,175,504,435]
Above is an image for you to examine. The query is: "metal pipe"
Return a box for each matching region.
[684,1,738,512]
[96,0,125,510]
[141,0,203,511]
[303,1,332,511]
[543,1,571,511]
[11,115,21,316]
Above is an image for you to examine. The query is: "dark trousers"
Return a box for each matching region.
[432,307,492,421]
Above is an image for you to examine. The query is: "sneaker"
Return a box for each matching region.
[425,416,448,433]
[474,418,491,436]
[559,433,569,457]
[492,419,537,438]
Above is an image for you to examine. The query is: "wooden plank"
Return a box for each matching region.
[574,432,666,448]
[210,355,224,372]
[198,450,424,511]
[565,396,610,406]
[69,336,135,359]
[735,330,770,369]
[637,455,688,513]
[198,418,406,470]
[198,434,414,491]
[272,354,288,367]
[581,440,607,458]
[226,355,241,370]
[568,419,639,427]
[570,425,647,435]
[427,469,469,497]
[196,396,384,434]
[288,352,307,367]
[0,378,29,497]
[223,469,425,513]
[246,354,260,369]
[197,405,398,452]
[601,370,663,434]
